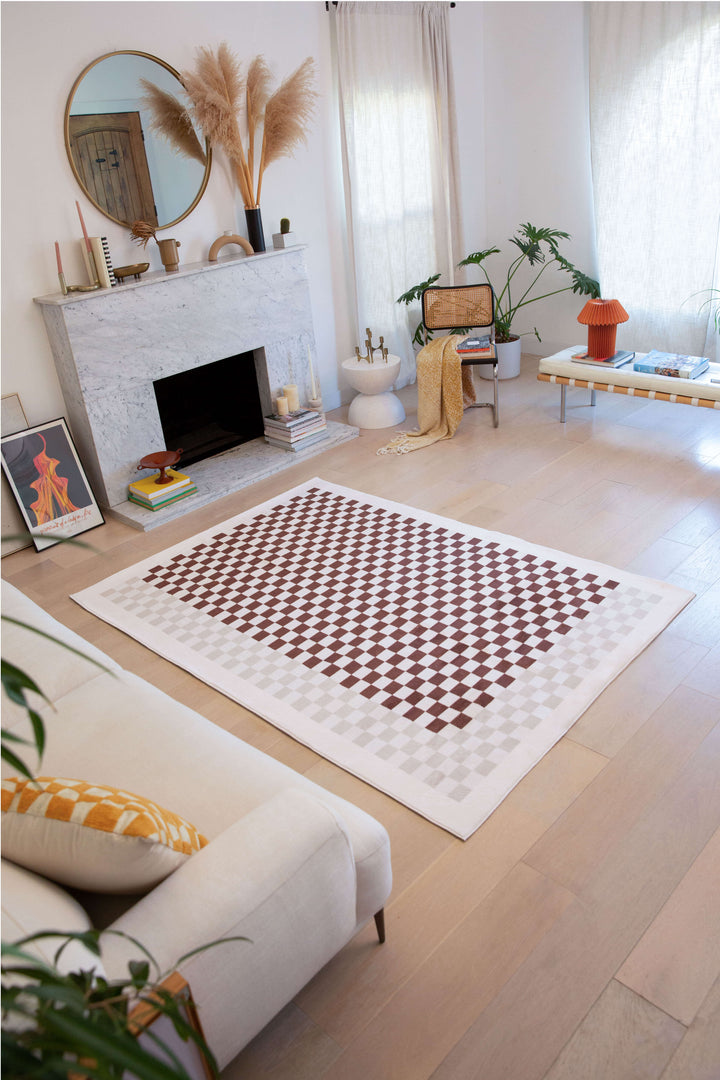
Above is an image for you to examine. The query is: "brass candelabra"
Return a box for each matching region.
[354,327,389,364]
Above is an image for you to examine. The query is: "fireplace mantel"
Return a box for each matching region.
[35,248,355,528]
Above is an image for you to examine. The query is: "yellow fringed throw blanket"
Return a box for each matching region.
[377,335,476,455]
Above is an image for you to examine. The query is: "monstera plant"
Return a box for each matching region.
[398,223,600,346]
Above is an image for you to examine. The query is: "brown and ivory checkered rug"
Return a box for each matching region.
[73,479,692,838]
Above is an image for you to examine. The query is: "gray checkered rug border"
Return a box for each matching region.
[73,479,693,838]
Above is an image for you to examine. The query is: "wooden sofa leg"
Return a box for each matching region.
[374,909,386,944]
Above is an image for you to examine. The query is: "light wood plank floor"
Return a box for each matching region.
[3,356,719,1079]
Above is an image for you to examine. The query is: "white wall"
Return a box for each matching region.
[1,1,596,432]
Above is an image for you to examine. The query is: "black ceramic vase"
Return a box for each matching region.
[244,207,266,253]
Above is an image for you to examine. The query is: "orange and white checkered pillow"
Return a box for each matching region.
[1,777,208,894]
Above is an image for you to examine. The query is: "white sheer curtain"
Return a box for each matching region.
[589,2,720,359]
[333,1,462,386]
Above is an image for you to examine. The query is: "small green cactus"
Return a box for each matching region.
[280,218,291,235]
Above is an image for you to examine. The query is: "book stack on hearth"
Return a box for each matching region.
[127,469,197,511]
[264,409,328,452]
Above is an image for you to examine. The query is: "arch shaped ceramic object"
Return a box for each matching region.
[208,234,254,261]
[342,355,405,429]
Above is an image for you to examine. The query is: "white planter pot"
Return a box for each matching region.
[272,232,297,249]
[479,335,522,380]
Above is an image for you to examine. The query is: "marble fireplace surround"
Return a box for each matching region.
[35,249,357,530]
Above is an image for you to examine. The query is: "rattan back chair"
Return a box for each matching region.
[421,283,499,427]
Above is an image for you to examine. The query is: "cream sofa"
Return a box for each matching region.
[1,581,392,1067]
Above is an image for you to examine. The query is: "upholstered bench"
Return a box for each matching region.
[538,346,720,422]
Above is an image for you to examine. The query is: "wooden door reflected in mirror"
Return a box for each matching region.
[68,113,158,225]
[64,51,211,229]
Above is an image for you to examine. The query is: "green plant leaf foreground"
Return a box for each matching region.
[0,933,254,1079]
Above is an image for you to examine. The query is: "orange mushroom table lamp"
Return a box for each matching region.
[577,298,629,360]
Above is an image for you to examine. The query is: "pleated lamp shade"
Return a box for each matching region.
[577,298,629,359]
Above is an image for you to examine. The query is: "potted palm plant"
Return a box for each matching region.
[398,223,600,378]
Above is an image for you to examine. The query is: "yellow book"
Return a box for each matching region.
[128,469,192,500]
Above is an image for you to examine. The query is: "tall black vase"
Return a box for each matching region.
[244,207,266,253]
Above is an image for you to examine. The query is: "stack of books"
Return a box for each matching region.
[571,350,635,368]
[633,351,709,379]
[81,236,117,288]
[264,409,328,452]
[456,333,494,357]
[128,469,197,511]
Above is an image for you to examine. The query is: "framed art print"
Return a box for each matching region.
[1,417,104,551]
[1,393,32,555]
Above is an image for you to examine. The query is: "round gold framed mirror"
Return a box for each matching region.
[64,50,211,229]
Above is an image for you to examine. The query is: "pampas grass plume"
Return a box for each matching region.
[256,57,317,203]
[182,44,317,209]
[140,79,207,166]
[246,55,273,182]
[182,44,254,205]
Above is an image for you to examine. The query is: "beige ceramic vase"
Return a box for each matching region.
[158,238,181,272]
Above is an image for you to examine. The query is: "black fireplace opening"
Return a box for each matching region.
[153,353,265,468]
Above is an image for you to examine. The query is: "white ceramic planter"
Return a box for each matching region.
[479,335,522,380]
[272,232,297,249]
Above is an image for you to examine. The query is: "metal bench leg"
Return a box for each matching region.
[590,389,597,407]
[560,384,567,423]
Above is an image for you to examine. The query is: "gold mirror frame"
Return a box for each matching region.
[64,50,211,229]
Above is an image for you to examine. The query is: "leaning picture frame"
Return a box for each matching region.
[129,972,215,1080]
[0,417,104,551]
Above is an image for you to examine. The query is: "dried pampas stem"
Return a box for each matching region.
[255,57,317,205]
[140,79,207,165]
[182,43,254,206]
[246,55,272,193]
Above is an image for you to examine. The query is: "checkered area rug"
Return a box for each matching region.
[73,479,692,838]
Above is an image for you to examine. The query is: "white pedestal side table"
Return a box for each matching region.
[342,354,406,429]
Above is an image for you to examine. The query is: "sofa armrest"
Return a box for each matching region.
[100,788,357,1067]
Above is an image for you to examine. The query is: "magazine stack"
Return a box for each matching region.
[264,409,328,452]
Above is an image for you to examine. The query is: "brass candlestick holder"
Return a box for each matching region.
[58,247,101,295]
[354,327,389,364]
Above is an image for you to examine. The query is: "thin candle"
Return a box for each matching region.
[307,345,318,400]
[75,200,92,252]
[55,242,63,274]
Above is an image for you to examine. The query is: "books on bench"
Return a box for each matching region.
[571,350,635,368]
[633,351,709,379]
